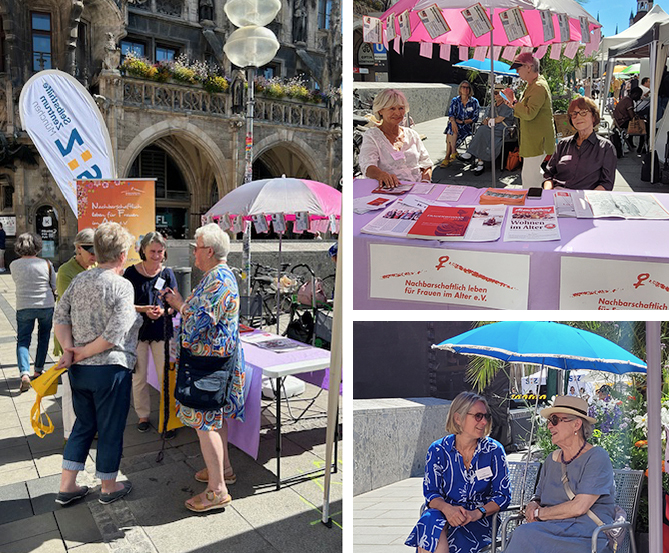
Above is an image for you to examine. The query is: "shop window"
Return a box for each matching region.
[129,145,189,201]
[31,12,52,71]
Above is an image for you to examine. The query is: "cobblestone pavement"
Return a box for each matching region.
[0,274,342,553]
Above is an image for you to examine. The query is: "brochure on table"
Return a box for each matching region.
[503,206,561,241]
[240,332,309,353]
[553,190,669,219]
[360,195,506,242]
[353,194,396,214]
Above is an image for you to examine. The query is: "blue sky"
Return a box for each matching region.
[589,0,669,37]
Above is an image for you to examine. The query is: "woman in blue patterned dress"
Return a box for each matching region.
[441,81,480,167]
[504,396,615,553]
[162,223,246,512]
[406,392,511,553]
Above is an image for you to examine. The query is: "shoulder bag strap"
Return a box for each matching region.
[559,454,605,527]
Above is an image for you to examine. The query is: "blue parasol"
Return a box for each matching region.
[454,58,517,78]
[433,321,646,374]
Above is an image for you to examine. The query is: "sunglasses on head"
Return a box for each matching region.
[546,415,573,426]
[81,245,95,254]
[468,412,492,422]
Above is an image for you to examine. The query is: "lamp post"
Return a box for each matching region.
[223,0,280,300]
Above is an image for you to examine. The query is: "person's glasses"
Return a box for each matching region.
[547,415,573,426]
[468,412,492,422]
[569,110,591,118]
[461,86,470,89]
[81,245,95,254]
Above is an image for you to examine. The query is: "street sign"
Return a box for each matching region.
[373,43,387,60]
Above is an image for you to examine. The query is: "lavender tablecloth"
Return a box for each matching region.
[148,332,332,459]
[353,178,669,310]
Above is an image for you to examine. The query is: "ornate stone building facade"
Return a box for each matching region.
[0,0,341,261]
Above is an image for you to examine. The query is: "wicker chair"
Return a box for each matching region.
[497,468,644,553]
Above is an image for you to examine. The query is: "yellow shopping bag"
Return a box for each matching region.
[159,362,184,433]
[30,364,68,438]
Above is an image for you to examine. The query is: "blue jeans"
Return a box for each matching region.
[16,308,53,375]
[63,364,132,480]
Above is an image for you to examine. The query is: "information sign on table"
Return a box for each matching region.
[369,244,530,309]
[560,257,669,310]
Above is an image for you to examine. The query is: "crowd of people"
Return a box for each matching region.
[357,52,664,191]
[405,392,617,553]
[10,222,247,512]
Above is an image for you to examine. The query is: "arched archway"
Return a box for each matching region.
[119,120,231,235]
[253,133,326,184]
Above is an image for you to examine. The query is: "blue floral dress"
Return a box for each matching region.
[445,96,480,141]
[406,435,511,553]
[175,263,246,430]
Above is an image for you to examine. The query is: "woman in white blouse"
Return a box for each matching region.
[359,89,433,189]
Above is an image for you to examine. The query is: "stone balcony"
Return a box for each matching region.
[120,76,331,130]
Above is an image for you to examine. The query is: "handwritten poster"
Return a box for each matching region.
[398,10,412,43]
[77,179,155,266]
[363,16,382,44]
[540,10,555,42]
[369,244,529,309]
[386,13,397,42]
[557,13,571,43]
[560,257,669,310]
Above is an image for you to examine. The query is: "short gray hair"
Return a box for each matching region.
[73,228,95,247]
[15,232,42,256]
[195,223,229,261]
[94,223,134,264]
[372,89,409,122]
[139,231,168,261]
[580,418,595,440]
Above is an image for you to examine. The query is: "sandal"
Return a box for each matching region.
[194,467,237,485]
[185,490,232,512]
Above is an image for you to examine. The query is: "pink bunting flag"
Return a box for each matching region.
[419,42,433,58]
[520,46,533,54]
[382,30,389,50]
[550,43,562,60]
[492,46,502,61]
[439,43,451,61]
[563,41,579,59]
[393,36,400,54]
[459,46,469,61]
[534,44,549,59]
[473,46,487,61]
[501,45,517,62]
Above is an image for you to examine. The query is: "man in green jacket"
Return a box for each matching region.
[509,53,556,188]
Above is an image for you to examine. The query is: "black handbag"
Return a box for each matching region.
[174,346,237,410]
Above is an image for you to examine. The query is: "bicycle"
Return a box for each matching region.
[238,263,298,329]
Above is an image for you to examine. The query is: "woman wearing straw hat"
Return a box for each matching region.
[504,395,615,553]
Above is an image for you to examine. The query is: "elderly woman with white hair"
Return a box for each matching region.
[359,88,433,189]
[54,222,142,506]
[162,223,247,513]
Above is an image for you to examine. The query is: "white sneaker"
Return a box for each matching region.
[459,152,473,161]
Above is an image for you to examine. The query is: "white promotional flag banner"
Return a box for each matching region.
[19,70,116,217]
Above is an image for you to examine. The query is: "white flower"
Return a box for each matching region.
[633,413,648,433]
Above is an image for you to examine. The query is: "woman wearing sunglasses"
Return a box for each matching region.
[406,391,511,553]
[504,396,615,553]
[542,97,616,191]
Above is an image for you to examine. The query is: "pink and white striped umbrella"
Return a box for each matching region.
[205,177,341,223]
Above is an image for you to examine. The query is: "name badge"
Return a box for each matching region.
[475,466,493,480]
[154,277,166,290]
[390,150,405,161]
[560,155,572,163]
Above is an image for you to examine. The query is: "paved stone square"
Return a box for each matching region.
[0,274,342,553]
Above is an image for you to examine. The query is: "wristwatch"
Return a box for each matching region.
[477,506,487,517]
